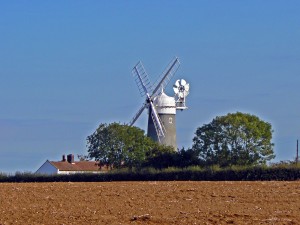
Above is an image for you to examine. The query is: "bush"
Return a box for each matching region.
[0,166,299,182]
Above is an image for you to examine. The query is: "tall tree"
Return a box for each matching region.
[86,122,154,169]
[192,112,275,167]
[143,143,177,169]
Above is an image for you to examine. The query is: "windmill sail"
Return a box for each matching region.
[149,100,165,139]
[132,61,153,97]
[173,79,190,109]
[151,57,180,97]
[129,104,146,126]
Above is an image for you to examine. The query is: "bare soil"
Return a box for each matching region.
[0,181,299,224]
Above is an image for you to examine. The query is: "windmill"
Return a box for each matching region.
[129,57,190,149]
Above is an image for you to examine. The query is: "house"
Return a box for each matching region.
[35,154,109,175]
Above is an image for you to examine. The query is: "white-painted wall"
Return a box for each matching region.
[35,160,58,175]
[57,171,106,175]
[36,161,107,175]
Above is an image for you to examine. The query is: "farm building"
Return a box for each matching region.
[36,154,108,175]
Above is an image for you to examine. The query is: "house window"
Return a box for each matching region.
[169,117,173,124]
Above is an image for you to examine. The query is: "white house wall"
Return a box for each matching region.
[57,171,106,175]
[35,160,58,175]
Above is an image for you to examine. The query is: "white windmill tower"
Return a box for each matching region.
[129,57,190,149]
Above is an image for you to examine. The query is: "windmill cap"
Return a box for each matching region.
[153,92,176,114]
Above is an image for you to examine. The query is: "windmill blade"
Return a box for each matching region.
[173,86,179,94]
[184,83,190,92]
[129,104,147,126]
[132,61,153,97]
[183,82,190,97]
[149,101,165,138]
[180,79,186,86]
[151,57,180,97]
[173,79,179,94]
[174,79,180,88]
[173,79,190,99]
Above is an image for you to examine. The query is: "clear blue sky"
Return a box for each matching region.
[0,1,299,173]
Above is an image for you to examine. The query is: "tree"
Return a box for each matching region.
[176,147,201,168]
[86,122,154,169]
[143,143,177,169]
[192,112,275,167]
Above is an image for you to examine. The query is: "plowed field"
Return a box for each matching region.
[0,181,299,224]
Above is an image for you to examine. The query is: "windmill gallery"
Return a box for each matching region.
[129,57,190,149]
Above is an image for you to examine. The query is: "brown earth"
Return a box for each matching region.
[0,181,299,225]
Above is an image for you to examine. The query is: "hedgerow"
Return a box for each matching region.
[0,166,300,182]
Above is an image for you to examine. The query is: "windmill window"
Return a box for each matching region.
[169,117,173,124]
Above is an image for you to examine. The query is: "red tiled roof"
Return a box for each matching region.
[50,161,108,171]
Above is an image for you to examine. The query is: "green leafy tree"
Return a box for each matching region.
[143,143,177,169]
[192,112,275,167]
[177,147,201,168]
[86,122,154,169]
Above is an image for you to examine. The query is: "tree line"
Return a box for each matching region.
[84,112,275,169]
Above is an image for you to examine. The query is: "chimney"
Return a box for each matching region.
[62,154,66,162]
[67,154,75,164]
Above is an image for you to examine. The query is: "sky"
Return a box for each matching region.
[0,1,299,173]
